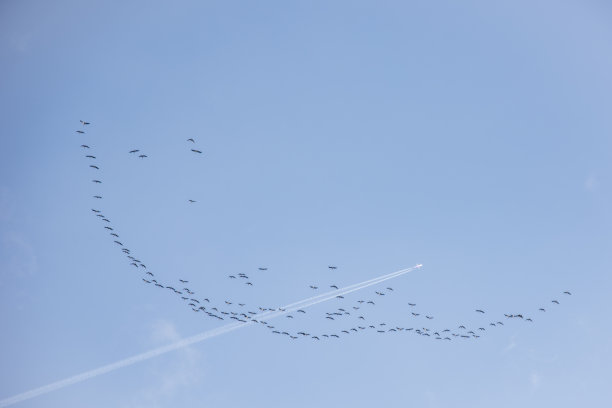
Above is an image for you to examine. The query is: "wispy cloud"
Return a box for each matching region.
[584,174,599,192]
[502,335,517,354]
[122,320,205,408]
[530,372,541,389]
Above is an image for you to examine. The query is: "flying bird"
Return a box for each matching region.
[129,150,139,154]
[89,165,99,169]
[191,149,202,153]
[258,267,268,271]
[92,180,102,183]
[139,154,147,158]
[86,155,96,159]
[563,291,572,295]
[188,199,196,203]
[328,266,337,270]
[552,300,560,304]
[80,120,90,125]
[330,285,338,289]
[81,144,90,149]
[76,130,85,134]
[93,195,102,199]
[476,309,485,313]
[187,138,195,143]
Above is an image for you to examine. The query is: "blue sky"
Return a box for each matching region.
[1,0,611,407]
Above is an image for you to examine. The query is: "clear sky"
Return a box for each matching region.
[1,1,611,407]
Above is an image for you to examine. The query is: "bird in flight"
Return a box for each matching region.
[408,303,416,307]
[328,266,337,270]
[187,138,195,143]
[179,279,188,283]
[81,144,90,149]
[330,285,338,289]
[552,300,560,304]
[86,155,96,159]
[93,195,102,199]
[475,309,485,313]
[129,150,139,154]
[92,180,102,183]
[89,165,99,169]
[80,120,90,125]
[76,130,85,134]
[563,291,571,295]
[191,149,202,153]
[258,267,267,271]
[188,199,196,203]
[139,154,147,158]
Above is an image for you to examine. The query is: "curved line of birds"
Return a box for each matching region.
[76,120,572,342]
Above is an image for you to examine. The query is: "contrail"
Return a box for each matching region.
[0,264,422,407]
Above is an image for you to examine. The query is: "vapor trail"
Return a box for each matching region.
[0,264,422,407]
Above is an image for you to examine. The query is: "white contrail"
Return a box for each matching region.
[0,264,422,407]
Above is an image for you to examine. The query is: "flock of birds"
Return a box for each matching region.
[76,120,572,343]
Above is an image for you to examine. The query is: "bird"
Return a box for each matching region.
[76,130,85,134]
[138,154,147,158]
[93,195,102,199]
[81,144,90,149]
[228,275,236,279]
[475,309,485,313]
[188,199,196,203]
[330,285,338,289]
[80,120,90,125]
[309,285,318,289]
[563,291,572,295]
[552,300,560,304]
[425,316,434,320]
[187,138,195,143]
[129,150,139,154]
[539,308,546,312]
[408,303,416,306]
[85,155,96,159]
[258,267,268,271]
[328,266,337,270]
[114,241,123,246]
[191,149,202,153]
[387,287,393,291]
[246,282,253,286]
[110,233,119,237]
[89,165,99,169]
[92,180,102,183]
[179,279,188,283]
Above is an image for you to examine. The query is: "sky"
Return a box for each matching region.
[1,0,611,407]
